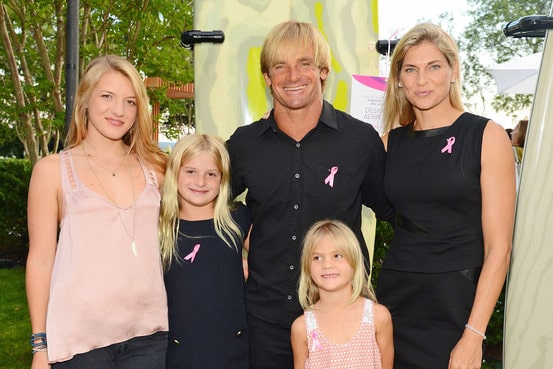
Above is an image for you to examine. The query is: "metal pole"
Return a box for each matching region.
[65,0,79,137]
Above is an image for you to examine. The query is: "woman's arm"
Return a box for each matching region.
[290,315,308,369]
[449,120,515,369]
[26,155,62,369]
[374,303,394,369]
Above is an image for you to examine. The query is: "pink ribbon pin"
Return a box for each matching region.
[311,331,322,352]
[324,166,339,188]
[184,244,200,263]
[441,137,456,154]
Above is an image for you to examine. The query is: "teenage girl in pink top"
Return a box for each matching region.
[26,55,168,369]
[291,220,393,369]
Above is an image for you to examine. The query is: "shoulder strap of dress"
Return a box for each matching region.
[458,112,490,127]
[304,310,318,332]
[136,157,159,188]
[361,298,374,323]
[304,310,324,353]
[140,160,159,188]
[60,150,78,191]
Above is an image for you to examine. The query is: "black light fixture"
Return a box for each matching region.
[180,30,225,49]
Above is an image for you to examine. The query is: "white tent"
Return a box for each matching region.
[487,52,542,94]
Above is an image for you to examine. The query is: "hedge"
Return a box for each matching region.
[0,159,32,264]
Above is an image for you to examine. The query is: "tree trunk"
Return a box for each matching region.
[0,3,39,165]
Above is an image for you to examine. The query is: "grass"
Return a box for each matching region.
[0,267,32,369]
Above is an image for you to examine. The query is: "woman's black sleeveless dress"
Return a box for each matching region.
[377,113,488,369]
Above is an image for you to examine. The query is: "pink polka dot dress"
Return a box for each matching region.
[304,298,382,369]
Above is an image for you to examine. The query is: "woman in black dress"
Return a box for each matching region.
[377,23,515,369]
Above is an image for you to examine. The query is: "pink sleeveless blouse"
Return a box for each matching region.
[305,298,382,369]
[46,149,168,363]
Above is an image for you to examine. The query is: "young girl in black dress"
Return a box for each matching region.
[159,134,251,369]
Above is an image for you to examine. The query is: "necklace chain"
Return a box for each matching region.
[81,143,129,176]
[82,144,138,257]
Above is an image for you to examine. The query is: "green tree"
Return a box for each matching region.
[460,0,552,117]
[0,0,194,166]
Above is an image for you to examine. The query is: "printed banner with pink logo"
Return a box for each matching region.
[349,75,387,135]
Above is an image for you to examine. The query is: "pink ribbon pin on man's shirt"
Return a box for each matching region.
[184,244,200,263]
[324,166,339,188]
[441,137,456,154]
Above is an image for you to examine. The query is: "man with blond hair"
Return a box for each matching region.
[228,21,392,368]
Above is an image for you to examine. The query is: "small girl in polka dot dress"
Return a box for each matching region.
[291,220,393,369]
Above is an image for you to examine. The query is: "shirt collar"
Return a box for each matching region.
[258,100,338,136]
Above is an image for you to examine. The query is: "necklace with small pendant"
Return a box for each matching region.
[82,143,138,257]
[82,144,129,176]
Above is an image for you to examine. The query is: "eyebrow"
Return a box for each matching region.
[98,89,136,99]
[272,56,314,66]
[182,166,220,172]
[403,59,443,67]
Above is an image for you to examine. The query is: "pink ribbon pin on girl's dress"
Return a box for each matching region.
[184,244,200,263]
[324,166,339,188]
[441,137,456,154]
[311,331,322,352]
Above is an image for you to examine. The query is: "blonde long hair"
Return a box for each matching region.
[159,134,244,270]
[383,23,464,133]
[65,55,166,174]
[297,219,376,310]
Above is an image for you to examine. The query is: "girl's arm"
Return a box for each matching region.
[26,156,62,369]
[374,303,394,369]
[449,120,515,369]
[290,315,308,369]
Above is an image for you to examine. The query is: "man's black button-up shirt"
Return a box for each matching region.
[227,100,392,326]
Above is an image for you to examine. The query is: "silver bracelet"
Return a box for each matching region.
[465,323,486,339]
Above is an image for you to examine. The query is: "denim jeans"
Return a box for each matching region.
[52,331,168,369]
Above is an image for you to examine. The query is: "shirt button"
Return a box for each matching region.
[287,295,293,300]
[289,265,294,270]
[296,143,301,148]
[236,330,243,336]
[294,173,300,179]
[293,204,299,210]
[292,235,297,240]
[172,339,180,346]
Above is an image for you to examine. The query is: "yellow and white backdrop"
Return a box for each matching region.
[192,3,553,366]
[193,0,381,261]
